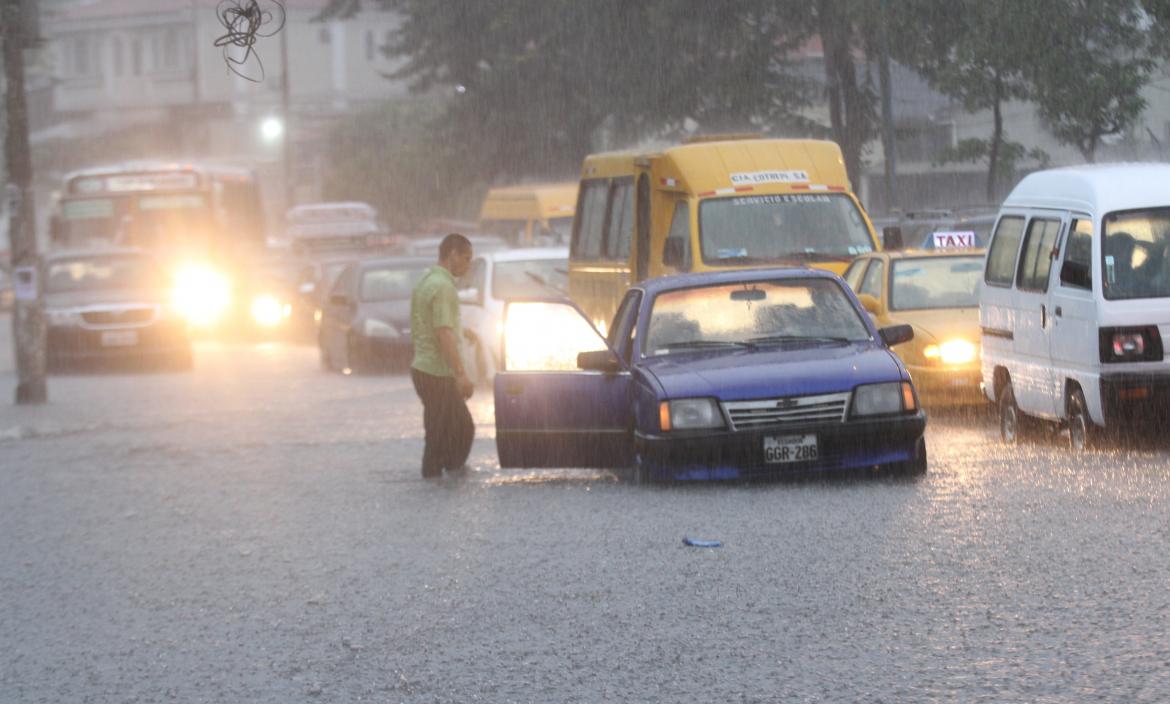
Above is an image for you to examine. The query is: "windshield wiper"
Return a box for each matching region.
[745,334,854,346]
[657,339,757,352]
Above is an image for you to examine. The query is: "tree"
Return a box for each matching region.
[890,0,1039,200]
[1028,0,1161,162]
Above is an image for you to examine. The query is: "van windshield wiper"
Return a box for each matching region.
[745,334,855,346]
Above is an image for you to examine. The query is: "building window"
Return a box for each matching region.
[131,38,143,75]
[112,36,124,76]
[161,29,179,70]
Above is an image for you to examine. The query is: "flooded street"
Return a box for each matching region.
[1,320,1169,702]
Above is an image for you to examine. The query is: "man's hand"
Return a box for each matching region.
[456,373,474,400]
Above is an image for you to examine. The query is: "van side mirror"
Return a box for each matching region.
[1059,260,1091,290]
[879,324,914,347]
[663,237,685,268]
[882,226,904,251]
[577,349,622,372]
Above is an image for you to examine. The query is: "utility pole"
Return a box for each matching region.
[877,0,898,213]
[2,0,47,404]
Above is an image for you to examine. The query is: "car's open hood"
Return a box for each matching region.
[641,343,904,401]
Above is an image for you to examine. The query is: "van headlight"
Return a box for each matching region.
[363,318,400,339]
[851,382,917,417]
[659,398,724,431]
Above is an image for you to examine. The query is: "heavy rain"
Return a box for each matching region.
[4,1,1170,701]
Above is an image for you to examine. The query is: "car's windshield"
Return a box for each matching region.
[360,266,426,302]
[644,278,871,355]
[890,256,984,310]
[1103,207,1170,300]
[46,256,165,293]
[493,259,568,298]
[699,194,874,264]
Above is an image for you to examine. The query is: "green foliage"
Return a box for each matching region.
[934,137,1050,175]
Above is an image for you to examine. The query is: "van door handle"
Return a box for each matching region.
[1041,303,1047,328]
[1054,305,1063,318]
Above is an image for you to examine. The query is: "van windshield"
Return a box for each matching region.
[699,194,874,264]
[1103,207,1170,300]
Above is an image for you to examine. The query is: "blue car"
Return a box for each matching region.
[494,268,928,482]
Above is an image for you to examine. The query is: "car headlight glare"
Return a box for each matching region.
[660,398,724,431]
[172,264,231,327]
[250,294,286,328]
[852,382,917,417]
[363,318,400,339]
[924,339,977,365]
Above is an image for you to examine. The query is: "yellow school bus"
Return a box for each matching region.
[568,137,880,330]
[478,182,578,246]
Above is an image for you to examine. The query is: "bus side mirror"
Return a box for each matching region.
[882,226,904,251]
[663,237,685,268]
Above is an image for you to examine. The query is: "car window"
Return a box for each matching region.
[985,215,1026,286]
[331,264,358,299]
[1016,218,1062,292]
[492,259,567,299]
[360,267,426,302]
[1102,206,1170,300]
[645,278,870,355]
[607,290,642,361]
[46,255,165,293]
[843,258,869,291]
[1060,218,1093,290]
[859,259,884,299]
[890,256,983,310]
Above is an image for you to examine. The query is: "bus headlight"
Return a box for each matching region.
[172,264,231,326]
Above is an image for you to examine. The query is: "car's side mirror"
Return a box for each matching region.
[662,237,685,268]
[879,323,914,347]
[1060,260,1091,290]
[577,349,622,373]
[882,225,904,251]
[457,287,481,305]
[857,293,882,315]
[329,293,352,307]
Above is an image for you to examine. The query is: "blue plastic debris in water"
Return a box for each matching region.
[683,537,722,548]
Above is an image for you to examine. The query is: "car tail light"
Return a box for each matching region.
[1099,326,1163,363]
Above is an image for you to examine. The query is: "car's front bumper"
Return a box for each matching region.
[47,323,190,368]
[906,363,984,406]
[352,335,413,371]
[635,412,927,481]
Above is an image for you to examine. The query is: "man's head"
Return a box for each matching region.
[438,233,473,277]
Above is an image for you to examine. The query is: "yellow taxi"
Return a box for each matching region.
[843,248,986,406]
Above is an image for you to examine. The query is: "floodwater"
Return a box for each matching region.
[3,318,1170,702]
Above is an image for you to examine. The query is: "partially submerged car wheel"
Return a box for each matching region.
[1066,387,1096,452]
[894,437,928,477]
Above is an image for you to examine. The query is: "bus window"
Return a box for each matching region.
[572,180,609,260]
[605,178,633,260]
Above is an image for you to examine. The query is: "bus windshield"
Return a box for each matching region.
[699,193,874,264]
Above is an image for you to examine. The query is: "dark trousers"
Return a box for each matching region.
[411,368,474,477]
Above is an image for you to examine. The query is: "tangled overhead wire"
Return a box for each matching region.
[214,0,287,82]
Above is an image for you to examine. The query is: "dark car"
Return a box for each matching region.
[318,256,431,373]
[44,249,192,371]
[493,268,927,482]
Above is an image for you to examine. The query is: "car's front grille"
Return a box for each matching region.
[81,307,156,327]
[722,392,850,431]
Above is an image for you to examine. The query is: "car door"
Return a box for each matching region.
[1048,214,1097,416]
[980,213,1027,404]
[494,298,634,468]
[1013,214,1065,417]
[321,263,358,362]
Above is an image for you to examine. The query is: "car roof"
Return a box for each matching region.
[479,247,568,262]
[357,256,433,271]
[1004,162,1170,214]
[636,266,840,296]
[865,248,987,260]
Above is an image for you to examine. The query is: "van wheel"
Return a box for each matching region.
[1067,387,1096,451]
[999,381,1023,445]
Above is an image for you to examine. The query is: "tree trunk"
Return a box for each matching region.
[987,74,1003,202]
[818,0,864,189]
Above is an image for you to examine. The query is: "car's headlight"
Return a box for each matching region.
[363,318,400,339]
[250,294,288,328]
[851,382,917,417]
[172,264,231,326]
[923,339,977,366]
[46,308,82,326]
[659,398,724,431]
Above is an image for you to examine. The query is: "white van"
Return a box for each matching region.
[981,164,1170,449]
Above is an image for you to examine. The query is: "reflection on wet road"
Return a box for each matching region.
[3,335,1170,702]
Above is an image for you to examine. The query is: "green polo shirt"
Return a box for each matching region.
[410,265,463,377]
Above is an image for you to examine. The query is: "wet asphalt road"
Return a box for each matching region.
[3,320,1170,702]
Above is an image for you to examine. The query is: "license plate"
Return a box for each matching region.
[763,434,818,464]
[100,330,139,347]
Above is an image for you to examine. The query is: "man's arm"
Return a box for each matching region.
[436,326,474,399]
